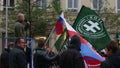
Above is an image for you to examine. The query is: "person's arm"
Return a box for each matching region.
[24,21,30,31]
[43,51,58,61]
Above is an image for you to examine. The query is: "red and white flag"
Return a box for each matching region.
[63,18,105,68]
[55,12,64,35]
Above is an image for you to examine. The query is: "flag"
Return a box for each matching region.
[55,12,64,35]
[73,5,111,51]
[55,30,66,50]
[64,18,105,68]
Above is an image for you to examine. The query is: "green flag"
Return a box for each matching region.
[54,31,66,51]
[73,5,111,51]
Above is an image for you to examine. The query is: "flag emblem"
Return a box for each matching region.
[76,15,106,39]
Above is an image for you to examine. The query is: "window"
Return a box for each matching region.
[67,0,78,12]
[117,0,120,13]
[0,0,3,11]
[36,0,47,9]
[92,0,104,13]
[3,0,16,10]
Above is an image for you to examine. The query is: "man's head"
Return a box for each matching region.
[69,35,81,51]
[8,42,14,50]
[105,41,119,56]
[38,38,45,48]
[15,38,27,49]
[17,13,25,21]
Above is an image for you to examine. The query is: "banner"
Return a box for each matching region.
[63,18,104,68]
[73,6,111,51]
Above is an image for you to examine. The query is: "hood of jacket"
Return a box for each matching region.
[108,53,120,67]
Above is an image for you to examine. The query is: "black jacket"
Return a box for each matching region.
[100,52,120,68]
[60,49,85,68]
[0,48,10,68]
[9,46,27,68]
[33,48,58,68]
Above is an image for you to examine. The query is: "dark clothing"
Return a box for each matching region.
[9,46,27,68]
[100,53,120,68]
[60,35,85,68]
[60,49,85,68]
[26,45,32,68]
[33,48,58,68]
[116,49,120,56]
[0,48,10,68]
[26,45,32,63]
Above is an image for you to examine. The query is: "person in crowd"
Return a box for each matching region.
[0,42,14,68]
[26,42,32,68]
[15,12,30,37]
[100,41,120,68]
[33,38,59,68]
[60,35,85,68]
[9,38,27,68]
[116,45,120,55]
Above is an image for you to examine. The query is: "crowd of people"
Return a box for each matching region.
[0,35,120,68]
[0,12,120,68]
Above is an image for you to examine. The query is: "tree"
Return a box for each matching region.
[93,0,120,41]
[0,0,63,37]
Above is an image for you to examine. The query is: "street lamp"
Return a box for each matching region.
[5,0,8,48]
[28,0,32,38]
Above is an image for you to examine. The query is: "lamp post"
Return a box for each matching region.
[28,0,32,38]
[28,0,33,68]
[5,0,9,48]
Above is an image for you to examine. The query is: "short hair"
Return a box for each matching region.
[106,41,119,53]
[15,37,24,44]
[38,38,45,48]
[17,13,24,18]
[69,35,81,51]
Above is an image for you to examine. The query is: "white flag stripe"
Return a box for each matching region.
[63,18,76,32]
[60,12,64,18]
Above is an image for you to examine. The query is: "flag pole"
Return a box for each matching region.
[45,26,55,46]
[5,0,9,48]
[29,0,32,38]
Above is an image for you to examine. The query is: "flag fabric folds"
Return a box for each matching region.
[73,5,111,51]
[55,30,66,50]
[55,12,64,35]
[63,18,105,68]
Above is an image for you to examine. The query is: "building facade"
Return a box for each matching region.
[61,0,120,13]
[0,0,119,13]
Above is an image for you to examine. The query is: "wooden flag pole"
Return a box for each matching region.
[45,26,55,46]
